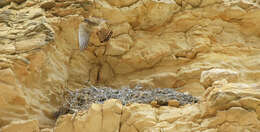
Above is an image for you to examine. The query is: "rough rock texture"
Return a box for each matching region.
[200,69,239,87]
[0,0,260,131]
[54,82,260,132]
[0,3,55,128]
[0,119,40,132]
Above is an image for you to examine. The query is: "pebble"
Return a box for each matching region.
[168,99,180,107]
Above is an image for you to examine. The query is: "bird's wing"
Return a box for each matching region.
[78,24,90,51]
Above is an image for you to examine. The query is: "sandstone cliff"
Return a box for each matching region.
[0,0,260,131]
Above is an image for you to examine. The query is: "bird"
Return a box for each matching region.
[78,17,113,51]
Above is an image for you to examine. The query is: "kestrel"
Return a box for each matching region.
[78,17,113,51]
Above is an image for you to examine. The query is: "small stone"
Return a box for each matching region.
[40,1,55,10]
[156,98,168,106]
[0,0,11,8]
[168,100,180,107]
[151,100,160,108]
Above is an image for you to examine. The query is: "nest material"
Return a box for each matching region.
[54,86,199,119]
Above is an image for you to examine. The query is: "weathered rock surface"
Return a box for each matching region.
[54,86,198,118]
[53,83,260,132]
[200,68,239,87]
[0,119,40,132]
[0,0,11,8]
[0,0,260,131]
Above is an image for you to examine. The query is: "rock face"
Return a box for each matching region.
[200,69,239,87]
[0,0,260,131]
[53,83,260,132]
[0,120,40,132]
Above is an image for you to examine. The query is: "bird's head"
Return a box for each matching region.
[83,16,108,25]
[83,18,99,26]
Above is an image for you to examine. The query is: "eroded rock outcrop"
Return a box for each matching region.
[0,0,260,131]
[0,4,55,128]
[0,119,40,132]
[200,68,239,87]
[53,83,260,132]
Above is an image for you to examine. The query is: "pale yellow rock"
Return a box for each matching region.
[53,82,260,131]
[102,99,122,132]
[0,44,15,54]
[73,104,103,132]
[110,22,131,37]
[106,0,139,7]
[168,99,180,107]
[135,1,180,30]
[27,8,44,19]
[41,128,53,132]
[203,83,260,117]
[202,129,218,132]
[15,37,46,53]
[186,0,202,7]
[53,114,74,132]
[149,72,177,88]
[131,72,178,88]
[119,32,172,71]
[163,121,193,132]
[239,97,260,110]
[1,120,40,132]
[200,69,239,88]
[106,56,136,74]
[129,78,155,88]
[224,107,259,126]
[158,107,182,123]
[1,0,260,131]
[99,62,114,83]
[218,122,250,132]
[0,68,26,106]
[54,104,103,132]
[94,46,105,56]
[220,6,247,21]
[121,104,157,132]
[200,0,222,7]
[106,34,133,56]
